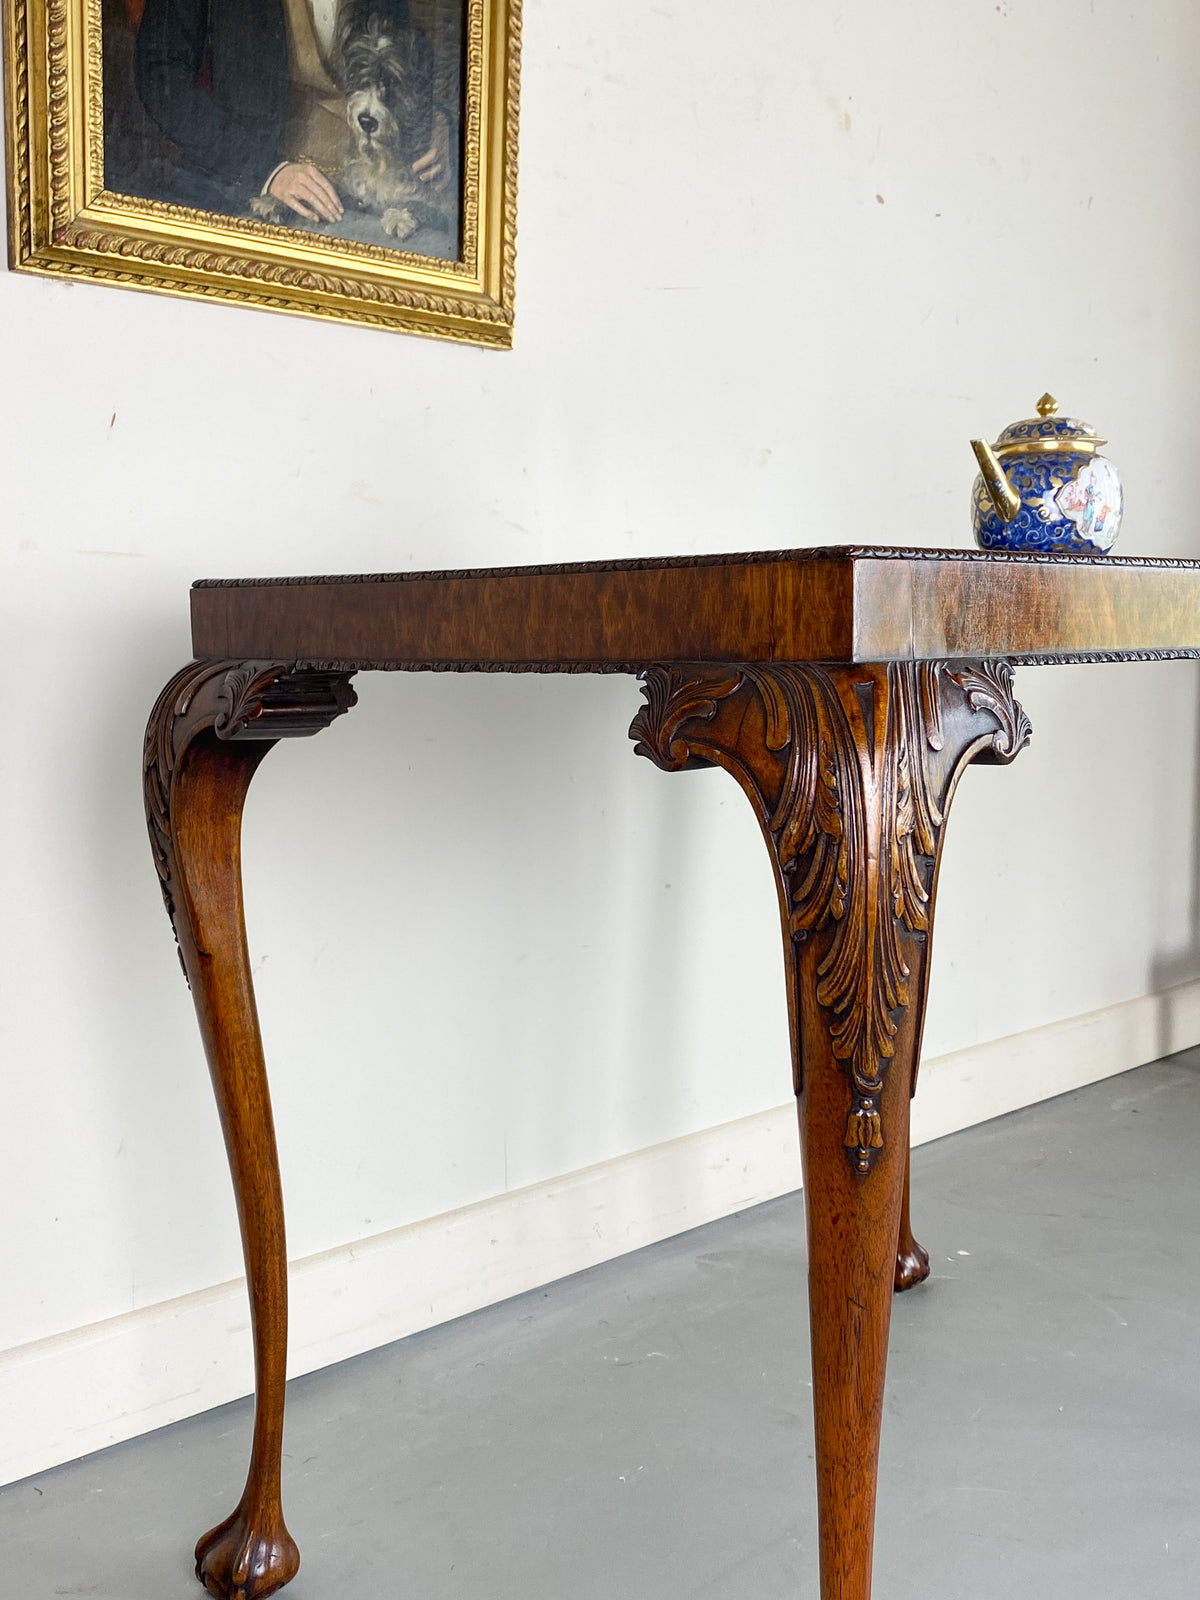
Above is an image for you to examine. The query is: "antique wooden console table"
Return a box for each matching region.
[144,546,1200,1600]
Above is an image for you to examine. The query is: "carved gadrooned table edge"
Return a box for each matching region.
[190,544,1200,586]
[257,649,1200,672]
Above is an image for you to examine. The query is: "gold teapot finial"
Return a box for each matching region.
[969,392,1063,524]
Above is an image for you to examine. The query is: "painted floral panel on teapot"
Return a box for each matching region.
[1052,458,1121,551]
[973,452,1123,553]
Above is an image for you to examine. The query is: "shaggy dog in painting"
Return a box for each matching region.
[335,1,450,240]
[253,0,452,243]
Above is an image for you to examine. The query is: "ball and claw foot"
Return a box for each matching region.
[194,1499,300,1600]
[894,1233,931,1292]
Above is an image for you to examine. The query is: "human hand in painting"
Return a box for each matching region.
[411,108,453,192]
[262,107,448,225]
[265,162,344,224]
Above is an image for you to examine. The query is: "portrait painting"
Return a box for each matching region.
[4,0,519,342]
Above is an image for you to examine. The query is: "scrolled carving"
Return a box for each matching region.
[143,660,357,972]
[629,666,742,770]
[918,659,945,750]
[631,658,1031,1175]
[212,662,358,740]
[144,661,225,932]
[949,660,1032,761]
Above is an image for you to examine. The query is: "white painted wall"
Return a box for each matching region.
[3,0,1200,1480]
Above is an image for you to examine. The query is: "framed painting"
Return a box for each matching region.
[3,0,520,344]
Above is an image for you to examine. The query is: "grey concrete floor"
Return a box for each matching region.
[5,1051,1200,1598]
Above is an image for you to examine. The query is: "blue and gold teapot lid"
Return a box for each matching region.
[992,393,1105,456]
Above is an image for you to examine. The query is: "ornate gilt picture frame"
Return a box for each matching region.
[3,0,520,344]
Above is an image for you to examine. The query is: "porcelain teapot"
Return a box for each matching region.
[969,394,1122,554]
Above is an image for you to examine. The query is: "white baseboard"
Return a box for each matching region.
[4,977,1199,1487]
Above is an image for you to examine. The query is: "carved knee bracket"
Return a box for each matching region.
[144,659,357,969]
[631,660,1029,1177]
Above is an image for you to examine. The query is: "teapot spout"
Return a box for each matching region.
[970,438,1020,523]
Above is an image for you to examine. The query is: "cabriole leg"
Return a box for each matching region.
[632,657,1029,1600]
[144,661,356,1600]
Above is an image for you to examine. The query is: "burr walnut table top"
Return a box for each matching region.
[190,545,1200,670]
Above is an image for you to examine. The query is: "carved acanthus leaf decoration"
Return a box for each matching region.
[948,661,1032,761]
[632,659,1031,1176]
[212,662,358,740]
[144,660,232,933]
[629,666,743,770]
[741,665,945,1172]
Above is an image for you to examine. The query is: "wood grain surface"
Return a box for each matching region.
[189,546,1200,668]
[630,657,1030,1600]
